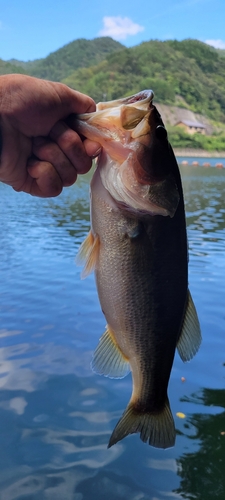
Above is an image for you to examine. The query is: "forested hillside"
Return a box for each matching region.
[2,37,225,150]
[62,39,225,123]
[8,37,124,82]
[3,37,225,122]
[0,59,25,75]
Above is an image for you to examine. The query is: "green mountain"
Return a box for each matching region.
[62,39,225,123]
[8,58,43,71]
[2,37,225,130]
[0,58,25,75]
[9,37,124,82]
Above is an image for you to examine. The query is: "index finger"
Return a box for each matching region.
[49,121,93,174]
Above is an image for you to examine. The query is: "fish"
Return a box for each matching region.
[75,90,201,449]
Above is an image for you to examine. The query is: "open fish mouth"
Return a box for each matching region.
[96,89,154,110]
[75,89,154,142]
[74,90,180,217]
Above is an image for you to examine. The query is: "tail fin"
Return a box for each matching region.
[108,398,175,449]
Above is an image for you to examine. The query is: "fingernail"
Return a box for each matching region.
[91,148,101,159]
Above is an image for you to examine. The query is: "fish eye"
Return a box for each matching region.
[155,125,168,140]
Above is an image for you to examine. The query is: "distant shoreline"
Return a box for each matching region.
[174,148,225,158]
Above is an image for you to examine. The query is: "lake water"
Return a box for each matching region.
[0,161,225,500]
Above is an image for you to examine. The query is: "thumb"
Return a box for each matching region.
[52,82,96,116]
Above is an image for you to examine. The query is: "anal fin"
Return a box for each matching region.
[91,325,130,379]
[76,230,100,278]
[177,290,202,362]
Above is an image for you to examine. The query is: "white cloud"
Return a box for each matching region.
[205,39,225,50]
[99,16,144,41]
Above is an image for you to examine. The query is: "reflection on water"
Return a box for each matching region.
[0,164,225,499]
[175,388,225,500]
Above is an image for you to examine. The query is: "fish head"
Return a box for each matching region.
[75,91,180,217]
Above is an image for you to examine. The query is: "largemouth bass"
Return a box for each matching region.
[75,90,201,449]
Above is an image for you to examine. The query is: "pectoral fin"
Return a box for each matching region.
[76,230,100,279]
[177,290,201,362]
[91,325,130,379]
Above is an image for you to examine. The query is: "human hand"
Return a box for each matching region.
[0,74,100,197]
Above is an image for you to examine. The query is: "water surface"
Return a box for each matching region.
[0,163,225,500]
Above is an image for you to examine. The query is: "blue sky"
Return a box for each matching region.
[1,0,225,61]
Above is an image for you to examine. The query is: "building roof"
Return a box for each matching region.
[176,120,206,128]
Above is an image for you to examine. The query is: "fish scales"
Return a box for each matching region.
[92,170,187,410]
[75,90,201,449]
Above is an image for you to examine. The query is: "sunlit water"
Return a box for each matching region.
[0,162,225,500]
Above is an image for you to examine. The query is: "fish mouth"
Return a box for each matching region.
[96,90,154,111]
[73,91,180,218]
[74,90,154,143]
